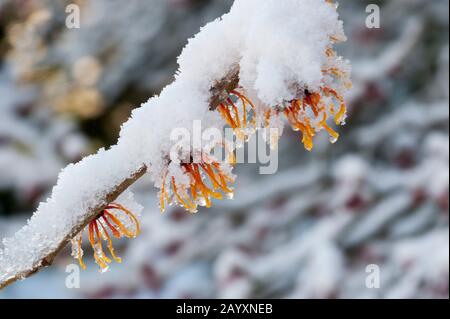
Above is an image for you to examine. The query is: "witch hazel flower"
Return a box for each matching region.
[216,89,258,142]
[0,0,351,285]
[71,203,140,271]
[159,155,235,213]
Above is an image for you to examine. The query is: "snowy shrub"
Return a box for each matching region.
[0,0,351,287]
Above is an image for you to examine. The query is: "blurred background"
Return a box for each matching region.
[0,0,448,299]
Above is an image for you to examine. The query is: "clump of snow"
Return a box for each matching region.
[236,0,347,106]
[1,0,347,282]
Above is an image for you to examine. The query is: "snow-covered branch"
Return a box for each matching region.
[0,0,350,288]
[0,70,238,288]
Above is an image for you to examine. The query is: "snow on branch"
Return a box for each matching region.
[0,0,351,288]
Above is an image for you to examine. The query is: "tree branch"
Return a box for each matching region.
[0,68,240,290]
